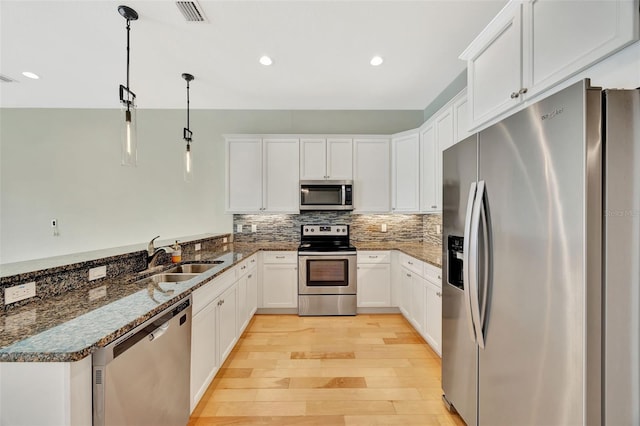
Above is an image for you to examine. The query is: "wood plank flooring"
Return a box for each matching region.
[189,314,466,426]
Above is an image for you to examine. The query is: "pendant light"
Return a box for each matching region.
[182,73,195,182]
[118,5,138,167]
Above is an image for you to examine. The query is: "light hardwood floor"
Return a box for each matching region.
[189,314,466,426]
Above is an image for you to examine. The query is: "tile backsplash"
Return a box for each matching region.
[233,212,442,244]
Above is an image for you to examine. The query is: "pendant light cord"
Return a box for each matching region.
[126,19,131,112]
[186,79,190,139]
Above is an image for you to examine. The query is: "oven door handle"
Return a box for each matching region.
[298,251,357,256]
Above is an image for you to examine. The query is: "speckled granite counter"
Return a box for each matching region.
[0,242,297,362]
[354,241,442,268]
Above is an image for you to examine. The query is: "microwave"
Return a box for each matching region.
[300,180,353,211]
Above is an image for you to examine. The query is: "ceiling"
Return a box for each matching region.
[0,0,506,110]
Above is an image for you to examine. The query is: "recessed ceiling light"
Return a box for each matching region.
[259,56,273,66]
[370,56,384,66]
[22,71,40,79]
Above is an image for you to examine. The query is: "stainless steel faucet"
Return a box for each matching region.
[146,236,172,270]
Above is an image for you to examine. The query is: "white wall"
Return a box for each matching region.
[0,108,423,263]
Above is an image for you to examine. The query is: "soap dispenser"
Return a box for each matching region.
[171,241,182,263]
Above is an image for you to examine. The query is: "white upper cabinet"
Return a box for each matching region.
[300,138,352,180]
[461,0,639,130]
[226,138,262,212]
[353,138,391,213]
[461,1,525,129]
[226,137,299,213]
[391,131,420,213]
[420,123,438,213]
[263,138,300,212]
[453,89,472,143]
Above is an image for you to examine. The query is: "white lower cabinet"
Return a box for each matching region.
[261,251,298,309]
[217,284,238,363]
[246,265,258,317]
[190,297,218,412]
[396,252,442,356]
[357,251,391,307]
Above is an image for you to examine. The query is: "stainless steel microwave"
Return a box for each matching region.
[300,180,353,211]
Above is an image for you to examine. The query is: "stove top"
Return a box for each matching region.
[298,224,355,253]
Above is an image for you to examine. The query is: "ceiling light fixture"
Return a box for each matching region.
[181,73,195,183]
[118,5,139,167]
[259,55,273,66]
[22,72,40,80]
[370,56,384,66]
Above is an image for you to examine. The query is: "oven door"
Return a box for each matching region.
[298,253,357,295]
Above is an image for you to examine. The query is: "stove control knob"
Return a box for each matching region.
[304,228,308,232]
[311,229,314,232]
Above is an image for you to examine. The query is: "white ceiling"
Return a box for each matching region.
[0,0,506,110]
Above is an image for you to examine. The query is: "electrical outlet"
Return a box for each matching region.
[88,286,107,301]
[51,219,57,227]
[195,254,202,261]
[195,243,201,251]
[223,237,228,243]
[4,282,36,304]
[436,225,442,234]
[89,266,107,281]
[236,224,243,233]
[251,224,257,233]
[381,223,387,232]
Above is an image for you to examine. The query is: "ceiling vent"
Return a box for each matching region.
[176,1,207,22]
[0,74,17,83]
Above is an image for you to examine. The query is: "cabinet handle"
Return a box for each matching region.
[368,255,378,258]
[510,91,519,99]
[408,261,413,265]
[241,265,246,270]
[519,87,528,95]
[437,292,442,297]
[248,274,252,278]
[406,273,412,278]
[431,205,437,209]
[275,256,285,259]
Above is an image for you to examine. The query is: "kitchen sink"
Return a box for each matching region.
[148,273,199,284]
[167,263,221,274]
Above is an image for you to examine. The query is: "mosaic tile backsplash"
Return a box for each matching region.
[233,212,443,244]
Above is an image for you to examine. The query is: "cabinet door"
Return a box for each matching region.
[326,138,353,180]
[420,123,438,212]
[246,269,258,317]
[226,138,262,212]
[392,132,420,213]
[528,0,639,97]
[353,138,391,213]
[262,263,298,308]
[453,90,472,143]
[464,1,524,128]
[435,107,454,211]
[399,268,412,318]
[300,138,326,180]
[190,301,218,413]
[425,280,442,356]
[237,274,248,335]
[263,138,300,212]
[357,263,391,307]
[411,275,427,336]
[217,285,238,364]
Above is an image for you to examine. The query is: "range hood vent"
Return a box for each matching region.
[0,74,16,83]
[176,1,207,22]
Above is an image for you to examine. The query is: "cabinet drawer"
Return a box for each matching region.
[357,251,391,264]
[192,270,236,314]
[246,254,258,270]
[262,251,297,264]
[424,263,442,288]
[399,253,424,276]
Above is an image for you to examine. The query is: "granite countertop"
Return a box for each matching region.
[0,242,297,363]
[354,241,442,268]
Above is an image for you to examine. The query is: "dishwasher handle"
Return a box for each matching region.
[149,322,170,341]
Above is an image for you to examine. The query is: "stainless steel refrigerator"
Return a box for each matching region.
[441,79,639,426]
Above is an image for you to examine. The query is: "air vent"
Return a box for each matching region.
[0,74,16,83]
[176,1,207,22]
[95,369,103,385]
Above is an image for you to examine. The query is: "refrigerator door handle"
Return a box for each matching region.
[463,182,478,343]
[469,180,486,348]
[479,190,490,346]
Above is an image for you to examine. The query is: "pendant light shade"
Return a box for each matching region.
[118,5,138,167]
[182,73,195,182]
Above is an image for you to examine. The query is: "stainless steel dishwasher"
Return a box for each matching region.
[93,297,192,426]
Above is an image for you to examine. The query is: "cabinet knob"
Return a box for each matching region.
[438,275,441,279]
[510,91,519,99]
[519,87,528,95]
[436,292,442,297]
[406,273,412,277]
[431,205,437,209]
[248,274,252,278]
[408,261,413,265]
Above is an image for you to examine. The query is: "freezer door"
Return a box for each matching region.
[476,80,602,425]
[442,134,479,426]
[603,88,640,426]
